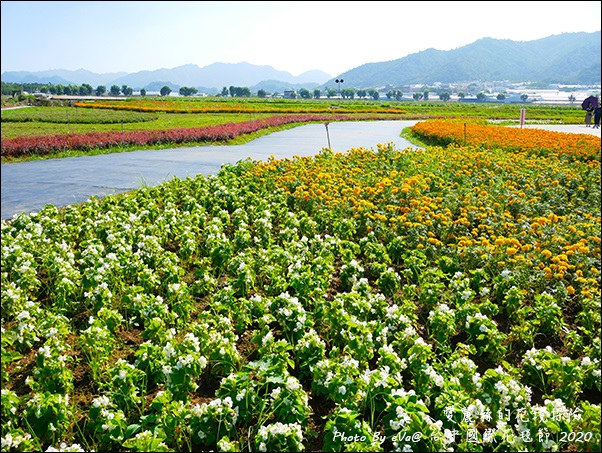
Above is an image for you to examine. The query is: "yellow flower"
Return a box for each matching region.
[541,249,553,259]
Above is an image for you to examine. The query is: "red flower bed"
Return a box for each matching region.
[1,114,384,159]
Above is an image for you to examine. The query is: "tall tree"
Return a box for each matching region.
[341,87,355,99]
[179,86,198,96]
[80,83,93,95]
[368,89,379,100]
[298,88,311,99]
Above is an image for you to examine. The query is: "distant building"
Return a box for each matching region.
[283,90,296,99]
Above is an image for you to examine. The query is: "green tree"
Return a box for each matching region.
[356,89,366,99]
[80,83,93,95]
[179,86,198,96]
[341,87,355,99]
[299,88,311,99]
[140,88,146,97]
[221,86,229,97]
[160,85,172,96]
[257,89,267,98]
[110,85,121,96]
[327,88,337,98]
[368,88,379,100]
[313,88,321,99]
[458,92,466,99]
[439,92,451,101]
[476,92,487,102]
[121,85,133,96]
[95,85,106,96]
[412,92,423,101]
[229,86,250,97]
[388,90,404,100]
[520,93,529,102]
[568,94,576,104]
[496,92,506,101]
[423,90,429,101]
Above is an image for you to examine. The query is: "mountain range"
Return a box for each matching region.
[331,31,601,88]
[2,31,600,93]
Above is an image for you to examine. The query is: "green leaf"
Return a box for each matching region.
[125,423,142,439]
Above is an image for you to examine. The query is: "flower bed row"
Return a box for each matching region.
[410,119,601,161]
[0,114,388,159]
[74,100,406,115]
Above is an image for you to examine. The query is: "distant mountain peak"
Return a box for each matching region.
[3,32,599,91]
[325,31,600,88]
[1,62,332,92]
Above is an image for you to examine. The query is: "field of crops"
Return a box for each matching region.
[1,113,600,452]
[1,97,586,144]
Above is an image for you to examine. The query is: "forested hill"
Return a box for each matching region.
[326,31,601,88]
[2,32,599,91]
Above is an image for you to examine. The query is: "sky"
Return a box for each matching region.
[2,1,601,77]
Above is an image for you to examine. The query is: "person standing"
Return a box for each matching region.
[593,105,601,129]
[584,102,594,127]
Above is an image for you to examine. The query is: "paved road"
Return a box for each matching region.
[510,123,601,137]
[1,120,419,220]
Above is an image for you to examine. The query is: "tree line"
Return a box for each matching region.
[1,81,534,103]
[2,82,177,97]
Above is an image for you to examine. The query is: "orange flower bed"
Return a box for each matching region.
[411,120,601,161]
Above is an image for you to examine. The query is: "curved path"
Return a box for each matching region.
[2,121,599,220]
[1,120,420,220]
